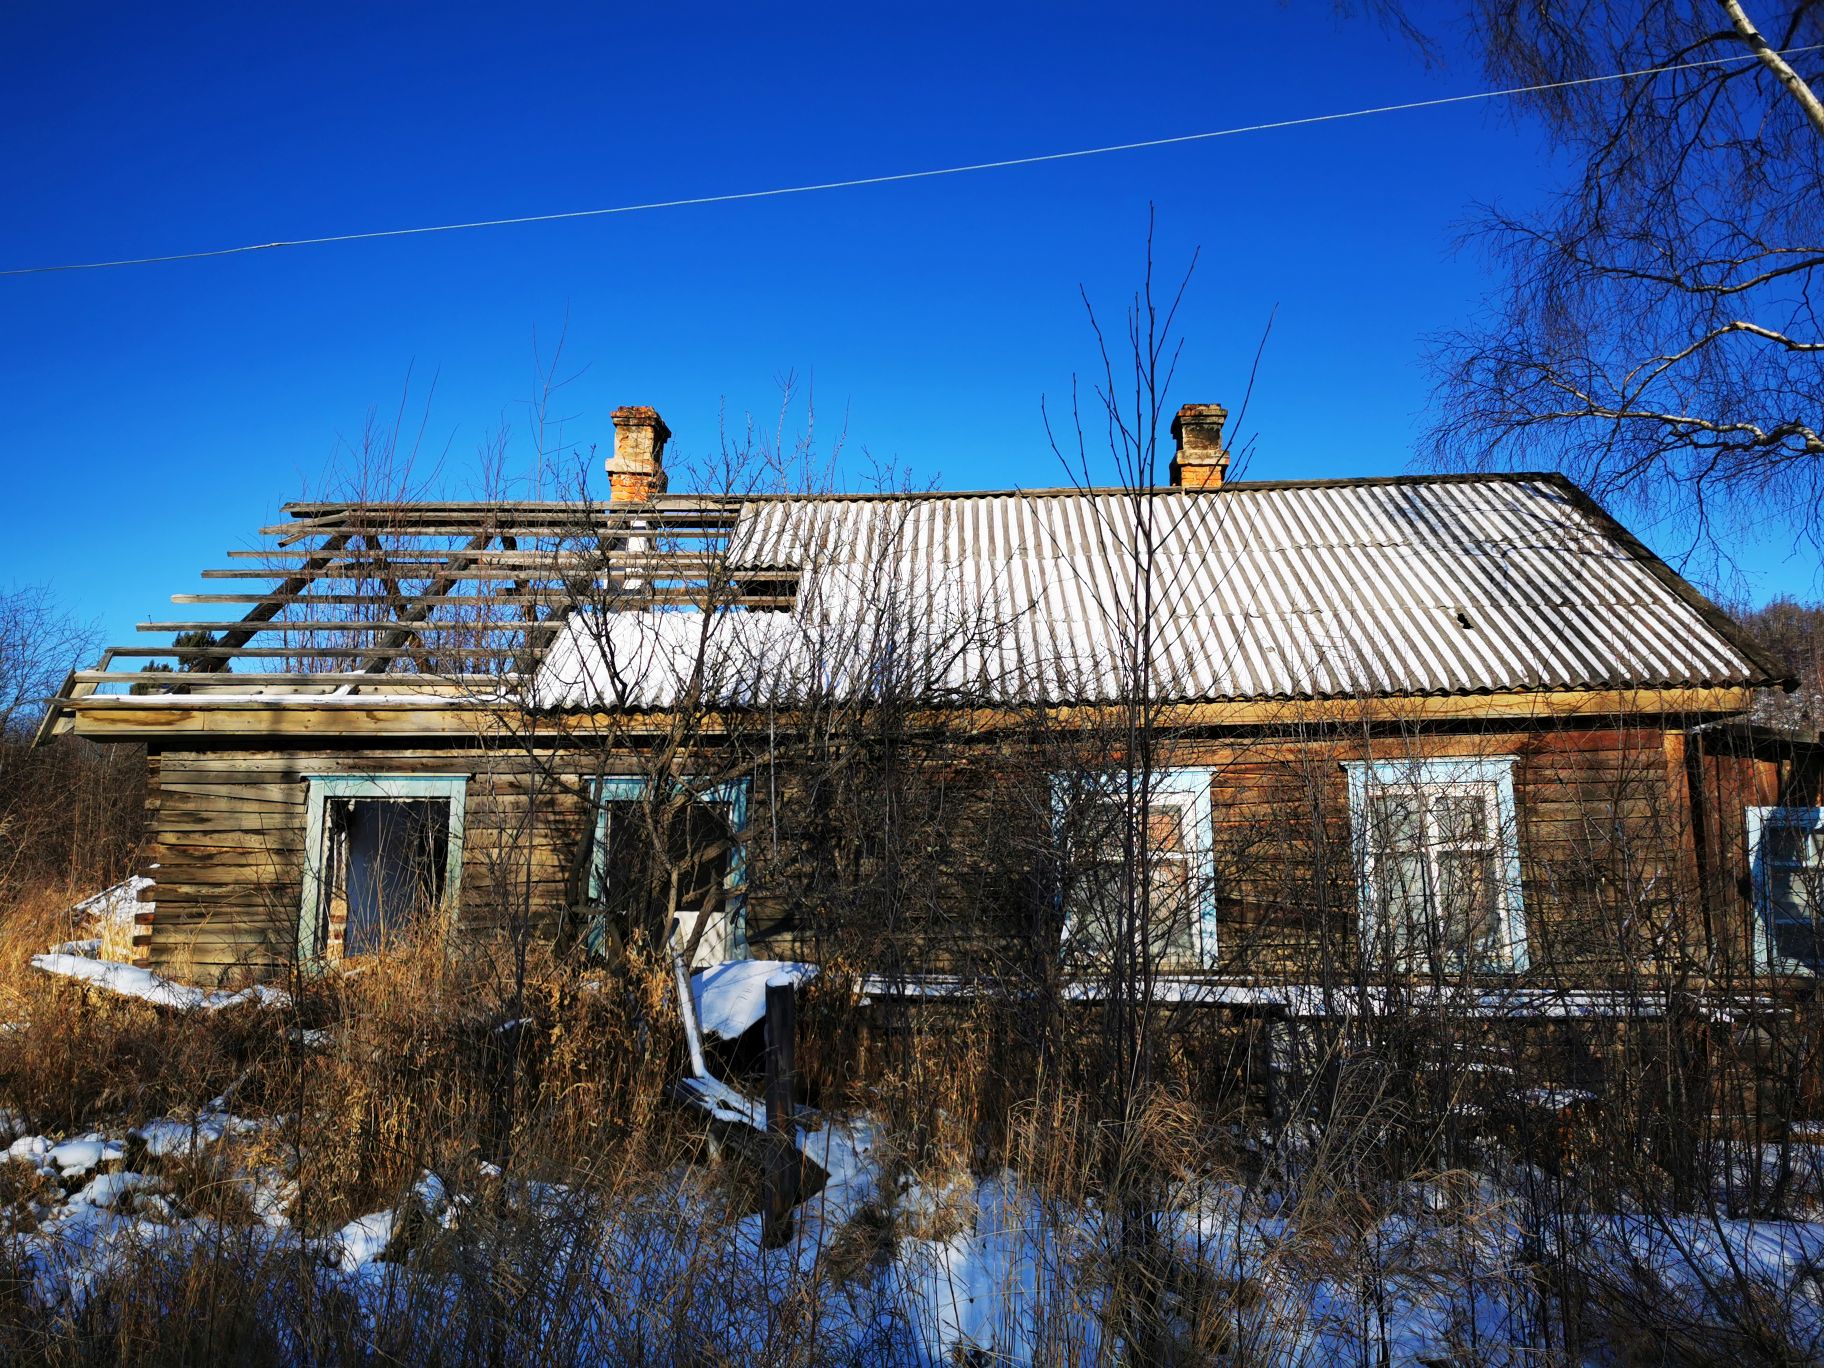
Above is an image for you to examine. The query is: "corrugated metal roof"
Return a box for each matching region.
[532,476,1774,710]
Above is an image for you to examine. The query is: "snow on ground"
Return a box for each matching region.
[47,1135,127,1177]
[2,975,1821,1366]
[30,953,289,1011]
[332,1210,396,1273]
[3,1098,1824,1364]
[132,1108,264,1159]
[1560,1208,1824,1347]
[690,960,817,1041]
[71,1171,160,1211]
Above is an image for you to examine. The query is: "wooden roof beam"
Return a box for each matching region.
[171,591,585,606]
[138,619,569,634]
[187,531,351,673]
[224,540,734,562]
[264,516,739,538]
[278,497,743,515]
[69,670,506,686]
[105,645,526,660]
[359,531,496,674]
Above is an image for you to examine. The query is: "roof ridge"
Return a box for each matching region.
[277,472,1561,514]
[720,472,1561,502]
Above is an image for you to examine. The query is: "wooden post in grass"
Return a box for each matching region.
[762,974,799,1248]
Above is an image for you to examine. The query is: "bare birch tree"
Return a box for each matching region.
[1424,0,1824,569]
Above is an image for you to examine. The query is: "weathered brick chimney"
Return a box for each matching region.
[1169,403,1230,489]
[606,405,671,501]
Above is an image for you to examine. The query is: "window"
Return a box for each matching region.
[1346,758,1526,973]
[586,777,749,966]
[300,775,468,959]
[1055,768,1216,973]
[1747,807,1824,972]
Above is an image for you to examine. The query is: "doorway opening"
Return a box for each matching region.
[327,797,452,954]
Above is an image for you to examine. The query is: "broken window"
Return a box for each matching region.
[1748,806,1824,971]
[300,776,467,960]
[1347,758,1526,974]
[1056,769,1215,973]
[584,777,749,967]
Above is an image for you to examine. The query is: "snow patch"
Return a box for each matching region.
[332,1211,396,1272]
[690,960,816,1041]
[31,954,289,1012]
[6,1135,52,1169]
[47,1135,125,1177]
[70,1171,160,1210]
[132,1109,263,1158]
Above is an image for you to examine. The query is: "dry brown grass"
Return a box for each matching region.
[1,891,1822,1364]
[266,930,697,1231]
[0,986,275,1139]
[0,884,89,1011]
[0,912,758,1364]
[0,1156,60,1233]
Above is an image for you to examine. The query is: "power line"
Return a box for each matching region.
[6,43,1819,279]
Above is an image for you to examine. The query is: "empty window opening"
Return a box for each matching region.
[586,778,749,967]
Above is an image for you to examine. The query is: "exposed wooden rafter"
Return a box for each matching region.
[39,496,792,736]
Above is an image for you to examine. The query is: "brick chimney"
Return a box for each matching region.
[606,406,671,501]
[1169,403,1230,489]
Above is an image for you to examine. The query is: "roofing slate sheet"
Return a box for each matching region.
[531,476,1769,709]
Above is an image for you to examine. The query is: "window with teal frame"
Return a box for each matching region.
[299,774,468,961]
[584,776,750,962]
[1747,806,1824,973]
[1051,767,1217,973]
[1345,757,1527,973]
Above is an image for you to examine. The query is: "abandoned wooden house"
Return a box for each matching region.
[36,402,1824,1008]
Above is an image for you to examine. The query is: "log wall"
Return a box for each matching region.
[138,743,594,976]
[132,713,1777,988]
[740,719,1709,983]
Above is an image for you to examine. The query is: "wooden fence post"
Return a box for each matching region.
[762,974,799,1248]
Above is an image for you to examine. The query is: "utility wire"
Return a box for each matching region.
[5,43,1820,279]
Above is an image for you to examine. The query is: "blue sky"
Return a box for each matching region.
[2,3,1811,655]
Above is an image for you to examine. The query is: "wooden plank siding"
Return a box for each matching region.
[738,719,1713,986]
[132,714,1776,990]
[137,744,596,976]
